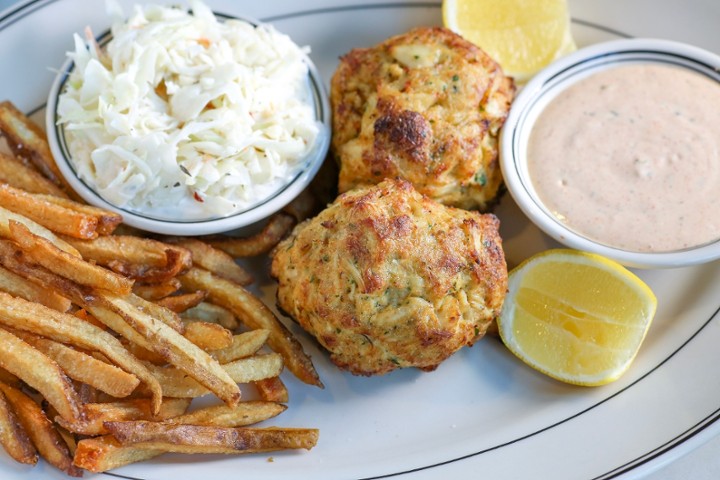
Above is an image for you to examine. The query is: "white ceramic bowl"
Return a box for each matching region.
[500,38,720,268]
[46,16,330,236]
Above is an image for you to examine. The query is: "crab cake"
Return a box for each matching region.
[270,179,507,376]
[330,27,515,211]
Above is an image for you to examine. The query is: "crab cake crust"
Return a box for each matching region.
[331,27,515,211]
[271,179,507,376]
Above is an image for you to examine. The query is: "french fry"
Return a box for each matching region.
[0,183,100,239]
[0,290,163,416]
[165,238,253,285]
[39,195,121,235]
[157,290,207,314]
[282,187,320,222]
[211,330,269,364]
[105,421,318,454]
[125,293,184,333]
[110,247,191,284]
[0,101,67,190]
[180,267,322,387]
[57,398,190,436]
[203,212,296,257]
[0,205,79,256]
[73,435,161,473]
[62,235,192,283]
[0,389,37,465]
[132,279,181,301]
[165,401,286,427]
[182,320,233,351]
[73,402,289,472]
[254,377,290,403]
[181,301,238,330]
[96,293,241,407]
[119,339,167,366]
[17,332,140,398]
[0,264,70,312]
[76,382,99,404]
[0,382,82,477]
[143,354,283,398]
[56,425,77,457]
[74,308,108,331]
[9,221,133,294]
[0,327,81,422]
[0,368,21,388]
[0,151,68,197]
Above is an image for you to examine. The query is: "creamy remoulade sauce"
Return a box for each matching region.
[527,63,720,252]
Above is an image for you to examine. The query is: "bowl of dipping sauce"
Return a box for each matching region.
[500,38,720,268]
[46,2,330,235]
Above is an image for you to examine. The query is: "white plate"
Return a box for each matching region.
[1,1,719,479]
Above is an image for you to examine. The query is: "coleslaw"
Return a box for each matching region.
[56,0,322,220]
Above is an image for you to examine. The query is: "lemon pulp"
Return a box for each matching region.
[497,249,657,386]
[442,0,576,82]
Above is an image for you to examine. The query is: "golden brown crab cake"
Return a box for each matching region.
[330,27,515,211]
[270,179,507,376]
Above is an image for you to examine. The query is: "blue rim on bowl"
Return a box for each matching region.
[46,13,331,236]
[500,38,720,268]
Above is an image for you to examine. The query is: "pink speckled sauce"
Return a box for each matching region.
[527,63,720,252]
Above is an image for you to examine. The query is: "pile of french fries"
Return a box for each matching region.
[0,101,321,476]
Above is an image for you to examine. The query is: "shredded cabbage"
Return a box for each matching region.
[57,0,321,220]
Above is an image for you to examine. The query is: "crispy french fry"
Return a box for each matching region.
[0,101,67,190]
[211,330,269,364]
[62,235,192,283]
[0,151,68,197]
[57,398,190,436]
[125,293,184,333]
[203,212,296,257]
[0,183,100,239]
[0,368,21,388]
[105,421,318,454]
[180,267,322,387]
[0,290,163,416]
[96,294,241,407]
[132,279,181,301]
[73,435,161,473]
[119,339,167,365]
[0,382,82,477]
[74,308,108,331]
[63,234,167,265]
[73,402,289,472]
[110,247,192,284]
[0,205,79,256]
[17,332,140,398]
[0,239,88,301]
[0,327,81,422]
[9,221,133,295]
[182,320,233,351]
[282,187,320,222]
[157,291,207,314]
[76,382,99,404]
[165,238,253,285]
[166,401,286,427]
[143,354,283,398]
[0,264,70,312]
[39,195,121,235]
[56,425,77,457]
[181,302,238,330]
[0,389,37,465]
[254,376,290,403]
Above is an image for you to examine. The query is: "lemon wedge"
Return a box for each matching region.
[442,0,576,82]
[497,249,657,386]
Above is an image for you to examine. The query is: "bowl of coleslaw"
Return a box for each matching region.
[46,1,330,235]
